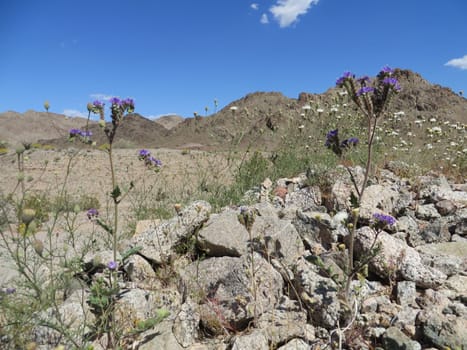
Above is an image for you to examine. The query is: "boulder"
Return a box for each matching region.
[131,201,211,264]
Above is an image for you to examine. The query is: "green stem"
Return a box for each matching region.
[108,144,118,264]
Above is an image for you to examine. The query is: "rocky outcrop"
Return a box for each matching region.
[21,166,467,350]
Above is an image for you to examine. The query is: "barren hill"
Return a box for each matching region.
[1,69,465,150]
[0,110,91,147]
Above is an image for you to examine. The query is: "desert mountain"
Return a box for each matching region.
[0,110,92,147]
[1,69,465,150]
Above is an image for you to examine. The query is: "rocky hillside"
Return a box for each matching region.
[16,162,467,349]
[1,69,466,150]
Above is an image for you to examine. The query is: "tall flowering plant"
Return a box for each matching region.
[83,98,164,347]
[328,67,401,301]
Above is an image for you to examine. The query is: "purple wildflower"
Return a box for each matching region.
[107,261,118,271]
[148,156,162,167]
[372,212,396,227]
[341,137,359,148]
[336,71,354,86]
[109,97,121,106]
[357,76,370,84]
[93,100,104,108]
[5,287,16,295]
[69,128,81,137]
[138,149,150,158]
[87,208,99,220]
[122,98,134,108]
[81,130,92,137]
[382,77,401,91]
[380,66,394,75]
[325,129,338,147]
[356,86,375,96]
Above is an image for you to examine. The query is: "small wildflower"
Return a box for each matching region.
[87,208,99,220]
[138,149,151,158]
[372,212,396,228]
[356,86,375,96]
[69,128,81,137]
[138,149,161,171]
[380,65,394,75]
[316,108,324,113]
[5,287,16,295]
[357,75,370,84]
[107,261,118,270]
[110,97,121,106]
[340,137,359,148]
[336,71,354,86]
[382,77,401,91]
[302,105,311,111]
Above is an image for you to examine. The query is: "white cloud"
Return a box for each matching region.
[445,55,467,70]
[90,93,114,101]
[260,13,269,24]
[63,109,87,118]
[251,3,259,10]
[270,0,319,28]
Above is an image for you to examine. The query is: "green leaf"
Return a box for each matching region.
[111,185,121,200]
[121,246,142,262]
[350,191,359,208]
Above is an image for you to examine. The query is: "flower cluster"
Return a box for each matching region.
[372,212,396,230]
[325,129,359,157]
[107,260,118,271]
[69,129,92,138]
[138,149,162,171]
[109,97,135,125]
[87,208,99,220]
[336,66,401,118]
[87,100,105,121]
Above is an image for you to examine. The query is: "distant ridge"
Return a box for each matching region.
[1,69,465,150]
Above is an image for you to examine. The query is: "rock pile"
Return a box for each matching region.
[33,164,467,349]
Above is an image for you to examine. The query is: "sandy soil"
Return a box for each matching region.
[0,147,234,286]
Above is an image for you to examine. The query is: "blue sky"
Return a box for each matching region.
[1,0,466,119]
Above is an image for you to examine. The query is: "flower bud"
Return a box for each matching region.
[352,208,360,216]
[99,119,106,128]
[33,239,44,256]
[21,208,36,224]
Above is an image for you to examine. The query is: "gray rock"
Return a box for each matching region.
[455,217,467,236]
[396,281,416,307]
[231,331,269,350]
[416,242,467,276]
[419,309,467,349]
[197,208,250,257]
[415,203,441,220]
[132,200,211,264]
[294,210,333,248]
[181,254,283,328]
[277,338,311,350]
[435,199,457,216]
[117,288,178,322]
[285,186,322,210]
[256,296,314,346]
[395,215,419,235]
[173,301,200,347]
[294,257,341,328]
[419,218,452,244]
[138,321,184,350]
[360,184,401,220]
[382,327,421,350]
[354,227,446,288]
[198,203,304,268]
[124,254,157,282]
